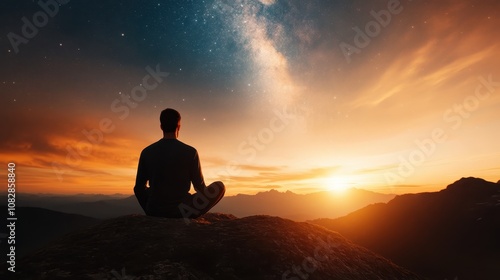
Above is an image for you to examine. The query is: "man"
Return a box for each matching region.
[134,108,225,219]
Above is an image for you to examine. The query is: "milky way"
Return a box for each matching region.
[1,0,499,194]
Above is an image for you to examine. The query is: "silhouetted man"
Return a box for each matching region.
[134,108,225,219]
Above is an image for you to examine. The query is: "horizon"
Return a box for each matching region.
[5,176,496,197]
[2,0,499,196]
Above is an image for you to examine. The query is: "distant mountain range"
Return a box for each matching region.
[11,188,396,220]
[12,213,424,280]
[0,207,100,258]
[310,177,500,280]
[10,194,143,219]
[212,188,395,220]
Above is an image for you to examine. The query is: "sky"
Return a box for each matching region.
[1,0,499,195]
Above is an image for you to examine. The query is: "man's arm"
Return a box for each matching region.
[191,151,207,193]
[134,151,149,212]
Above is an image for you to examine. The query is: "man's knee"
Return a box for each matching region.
[205,181,225,199]
[214,181,225,195]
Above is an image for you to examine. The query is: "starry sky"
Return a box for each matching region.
[1,0,499,195]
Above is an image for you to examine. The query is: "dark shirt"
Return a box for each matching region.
[134,138,206,214]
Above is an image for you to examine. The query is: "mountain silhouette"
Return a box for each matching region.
[13,213,424,280]
[15,188,394,220]
[212,188,395,220]
[0,207,100,258]
[310,177,500,280]
[14,194,143,219]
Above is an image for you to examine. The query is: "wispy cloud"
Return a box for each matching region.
[230,166,340,184]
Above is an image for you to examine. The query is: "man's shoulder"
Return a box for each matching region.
[142,139,162,152]
[175,139,198,153]
[141,139,197,154]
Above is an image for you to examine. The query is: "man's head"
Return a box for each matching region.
[160,108,181,135]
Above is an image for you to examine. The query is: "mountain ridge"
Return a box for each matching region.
[0,207,100,258]
[310,177,500,280]
[11,188,395,220]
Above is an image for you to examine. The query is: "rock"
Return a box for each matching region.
[14,213,423,280]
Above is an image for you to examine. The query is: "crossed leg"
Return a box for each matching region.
[179,181,226,219]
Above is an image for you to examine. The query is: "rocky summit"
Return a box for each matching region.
[14,213,424,280]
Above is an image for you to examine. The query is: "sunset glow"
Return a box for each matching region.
[325,176,352,193]
[1,0,499,196]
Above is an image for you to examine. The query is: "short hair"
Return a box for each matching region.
[160,108,181,132]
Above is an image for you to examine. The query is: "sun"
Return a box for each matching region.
[325,176,351,193]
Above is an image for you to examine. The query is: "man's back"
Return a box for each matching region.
[134,108,225,219]
[135,138,205,214]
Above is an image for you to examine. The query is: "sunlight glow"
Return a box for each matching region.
[325,176,352,193]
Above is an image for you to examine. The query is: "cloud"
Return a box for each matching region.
[356,165,399,175]
[0,107,145,192]
[0,109,75,155]
[230,166,340,184]
[237,164,286,172]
